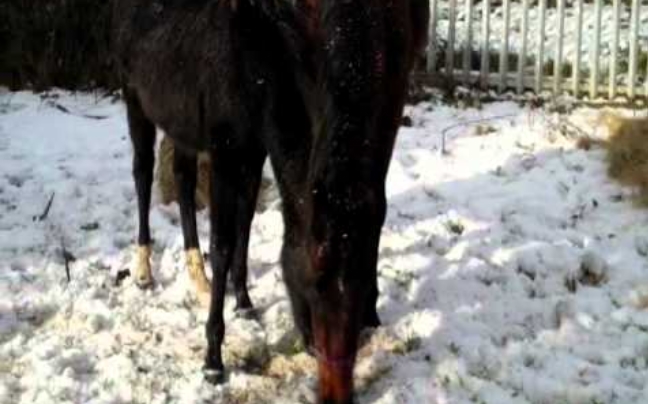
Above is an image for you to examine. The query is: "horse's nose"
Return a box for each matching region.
[317,356,355,404]
[319,399,354,404]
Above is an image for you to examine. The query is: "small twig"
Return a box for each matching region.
[60,236,76,283]
[49,101,109,120]
[33,192,55,222]
[32,192,76,282]
[542,113,597,145]
[560,119,593,139]
[30,188,77,283]
[440,113,518,155]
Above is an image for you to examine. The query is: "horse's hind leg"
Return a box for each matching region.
[230,152,265,315]
[173,148,211,305]
[204,134,264,382]
[124,87,157,288]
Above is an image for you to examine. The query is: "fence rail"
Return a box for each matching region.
[426,0,648,101]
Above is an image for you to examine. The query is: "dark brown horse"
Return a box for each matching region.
[113,0,427,402]
[112,0,313,307]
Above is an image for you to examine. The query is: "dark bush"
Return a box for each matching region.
[0,0,117,92]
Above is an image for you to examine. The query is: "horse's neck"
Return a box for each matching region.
[295,0,321,37]
[297,0,320,12]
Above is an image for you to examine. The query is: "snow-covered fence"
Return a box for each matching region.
[426,0,648,101]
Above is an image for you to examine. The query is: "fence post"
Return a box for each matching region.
[553,0,565,95]
[629,0,640,100]
[446,0,458,80]
[499,0,511,92]
[535,0,547,94]
[517,0,530,94]
[427,0,439,73]
[609,0,620,99]
[590,0,603,99]
[463,0,475,85]
[573,0,583,96]
[480,0,491,89]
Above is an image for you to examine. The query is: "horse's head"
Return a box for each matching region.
[287,0,420,402]
[304,177,386,403]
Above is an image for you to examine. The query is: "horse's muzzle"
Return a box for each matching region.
[316,351,355,404]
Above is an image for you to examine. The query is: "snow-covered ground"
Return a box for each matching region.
[2,90,648,403]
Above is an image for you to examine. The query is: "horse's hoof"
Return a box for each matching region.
[135,277,154,290]
[234,294,255,318]
[134,245,153,289]
[203,367,225,384]
[363,313,381,329]
[234,306,258,320]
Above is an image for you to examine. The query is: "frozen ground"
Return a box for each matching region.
[2,90,648,403]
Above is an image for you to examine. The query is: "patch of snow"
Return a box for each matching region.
[2,90,648,403]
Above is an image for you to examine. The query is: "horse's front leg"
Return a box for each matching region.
[124,87,157,288]
[172,146,211,306]
[204,137,264,382]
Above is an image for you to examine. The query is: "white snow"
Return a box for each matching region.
[2,89,648,403]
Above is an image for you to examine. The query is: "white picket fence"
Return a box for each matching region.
[426,0,648,101]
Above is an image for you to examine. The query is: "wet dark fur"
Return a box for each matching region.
[113,0,427,402]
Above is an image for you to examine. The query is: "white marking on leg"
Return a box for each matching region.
[186,248,211,306]
[134,245,153,288]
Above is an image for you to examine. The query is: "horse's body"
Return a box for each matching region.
[113,0,313,378]
[113,0,427,402]
[113,0,312,304]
